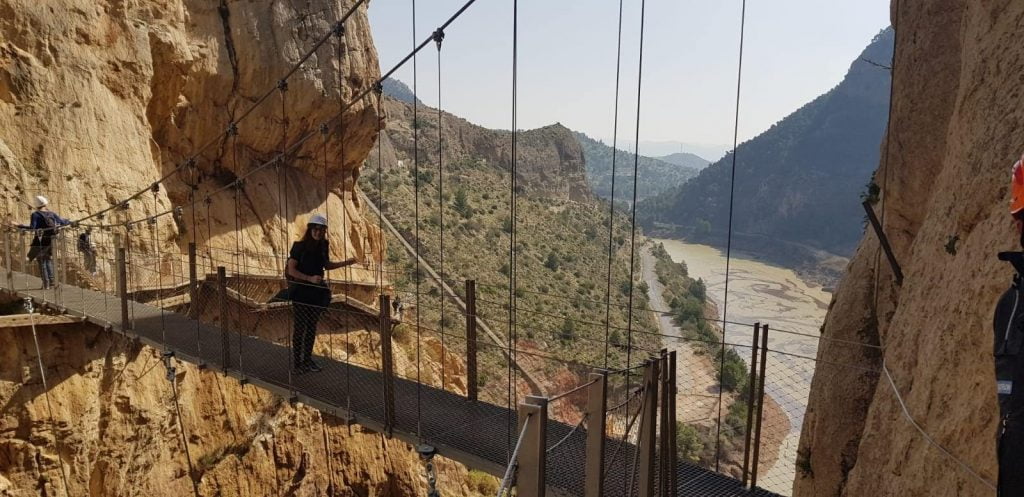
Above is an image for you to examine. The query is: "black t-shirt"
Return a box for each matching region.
[289,240,329,280]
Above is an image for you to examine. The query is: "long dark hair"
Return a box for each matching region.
[297,224,329,255]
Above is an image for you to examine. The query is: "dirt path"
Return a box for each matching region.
[639,244,722,425]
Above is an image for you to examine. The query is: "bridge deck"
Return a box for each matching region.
[4,271,780,497]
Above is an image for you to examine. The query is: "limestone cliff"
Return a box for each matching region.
[795,2,1024,496]
[0,0,488,495]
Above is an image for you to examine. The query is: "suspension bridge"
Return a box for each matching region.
[3,0,997,495]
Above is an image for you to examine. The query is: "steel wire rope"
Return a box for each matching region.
[505,0,520,463]
[622,2,648,487]
[714,0,747,470]
[434,28,448,393]
[166,356,201,497]
[881,357,996,491]
[496,414,532,497]
[70,1,369,227]
[411,0,424,440]
[871,0,899,341]
[547,413,588,454]
[152,188,167,343]
[25,300,72,497]
[603,387,644,479]
[603,0,626,369]
[78,5,481,233]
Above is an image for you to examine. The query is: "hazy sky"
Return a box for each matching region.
[368,0,891,161]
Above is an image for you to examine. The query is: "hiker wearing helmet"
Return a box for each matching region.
[993,155,1024,495]
[286,213,357,374]
[10,195,70,289]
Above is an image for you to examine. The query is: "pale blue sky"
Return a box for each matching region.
[368,0,891,161]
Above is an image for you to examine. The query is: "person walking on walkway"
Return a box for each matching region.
[286,214,357,374]
[994,155,1024,496]
[77,228,97,275]
[12,195,70,289]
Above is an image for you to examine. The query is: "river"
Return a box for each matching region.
[651,238,831,495]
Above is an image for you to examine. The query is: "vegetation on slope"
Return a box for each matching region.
[638,28,894,258]
[575,131,701,204]
[360,97,661,404]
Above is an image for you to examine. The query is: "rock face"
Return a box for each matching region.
[795,2,1024,496]
[0,315,478,496]
[0,0,489,494]
[0,0,384,275]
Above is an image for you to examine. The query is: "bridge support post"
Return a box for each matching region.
[4,230,13,290]
[637,359,659,497]
[117,246,129,331]
[187,243,197,316]
[742,323,762,487]
[584,371,607,497]
[750,324,770,489]
[379,294,395,436]
[517,396,547,497]
[218,267,230,372]
[659,351,677,497]
[465,279,478,401]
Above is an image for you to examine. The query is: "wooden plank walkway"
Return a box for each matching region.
[2,271,781,497]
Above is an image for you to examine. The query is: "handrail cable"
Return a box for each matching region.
[411,0,424,440]
[715,0,748,470]
[603,0,626,369]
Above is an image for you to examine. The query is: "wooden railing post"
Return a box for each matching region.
[117,246,129,331]
[751,324,770,489]
[466,279,478,401]
[187,242,198,316]
[217,266,229,372]
[584,371,608,497]
[517,396,548,497]
[742,323,762,487]
[637,359,660,497]
[380,294,395,436]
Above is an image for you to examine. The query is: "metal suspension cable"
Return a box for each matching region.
[623,0,647,439]
[506,0,519,463]
[411,0,424,440]
[496,414,532,497]
[547,413,588,454]
[872,0,900,323]
[603,0,626,369]
[71,1,368,227]
[25,300,72,497]
[82,0,480,232]
[375,87,386,296]
[164,353,201,497]
[714,0,747,472]
[435,29,448,392]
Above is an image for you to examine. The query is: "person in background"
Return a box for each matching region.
[286,214,357,374]
[12,195,70,289]
[994,155,1024,496]
[77,228,97,275]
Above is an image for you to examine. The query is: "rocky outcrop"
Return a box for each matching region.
[795,2,1023,496]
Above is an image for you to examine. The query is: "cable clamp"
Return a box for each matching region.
[151,183,160,194]
[332,21,345,38]
[227,122,239,136]
[277,79,289,92]
[432,28,445,49]
[373,81,384,95]
[161,351,176,382]
[319,123,330,135]
[147,217,157,226]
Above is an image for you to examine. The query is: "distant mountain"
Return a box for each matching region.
[381,77,422,106]
[575,131,700,203]
[657,152,711,171]
[639,27,894,263]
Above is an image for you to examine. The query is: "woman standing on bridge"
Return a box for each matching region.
[287,214,357,374]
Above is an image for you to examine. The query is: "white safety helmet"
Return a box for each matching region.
[33,195,48,208]
[307,213,328,227]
